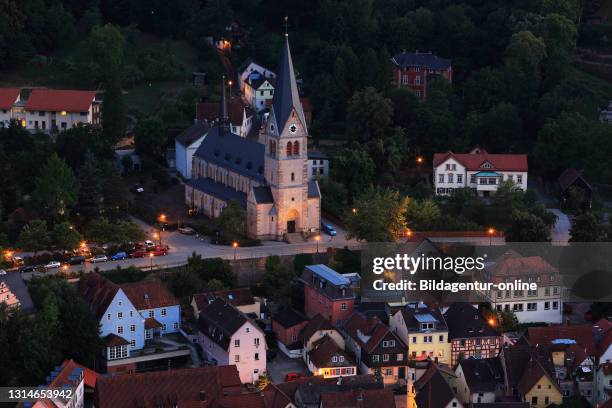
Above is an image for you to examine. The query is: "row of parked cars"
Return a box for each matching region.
[19,240,170,273]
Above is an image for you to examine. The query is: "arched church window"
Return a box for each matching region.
[269,140,276,156]
[293,141,299,156]
[286,141,292,156]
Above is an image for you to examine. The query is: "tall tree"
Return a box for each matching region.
[51,222,81,252]
[33,154,78,221]
[570,212,607,242]
[134,117,165,158]
[219,201,245,241]
[17,220,50,254]
[102,72,126,143]
[77,150,103,217]
[346,87,393,142]
[505,210,550,242]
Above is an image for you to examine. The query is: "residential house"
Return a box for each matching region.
[196,97,255,137]
[32,359,99,408]
[433,148,528,197]
[238,59,277,111]
[175,122,209,179]
[78,272,181,374]
[0,272,35,313]
[480,250,563,324]
[300,264,360,327]
[95,365,264,408]
[443,303,502,367]
[272,308,309,358]
[196,297,266,383]
[598,319,612,365]
[320,389,396,407]
[344,311,408,386]
[390,302,451,365]
[414,363,463,408]
[0,88,21,127]
[191,287,260,319]
[300,314,345,356]
[558,168,593,210]
[305,334,356,379]
[454,357,505,405]
[595,363,612,407]
[307,151,329,180]
[527,325,597,402]
[391,50,452,100]
[499,344,563,408]
[23,89,100,131]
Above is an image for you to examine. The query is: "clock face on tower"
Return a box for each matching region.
[289,123,298,133]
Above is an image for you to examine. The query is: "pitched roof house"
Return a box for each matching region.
[454,357,504,405]
[272,308,309,358]
[0,88,21,128]
[23,89,100,131]
[196,97,255,137]
[443,303,502,367]
[191,287,259,318]
[175,121,209,179]
[300,313,345,356]
[196,297,266,383]
[344,311,408,385]
[391,51,452,100]
[414,363,463,408]
[32,359,100,408]
[94,365,262,408]
[306,334,356,379]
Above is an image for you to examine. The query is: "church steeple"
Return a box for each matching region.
[271,26,306,133]
[219,75,229,133]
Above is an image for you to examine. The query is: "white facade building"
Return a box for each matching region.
[0,88,21,128]
[175,123,208,179]
[307,151,329,180]
[433,148,528,197]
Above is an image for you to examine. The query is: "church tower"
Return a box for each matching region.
[263,31,311,237]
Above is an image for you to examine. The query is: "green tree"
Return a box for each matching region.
[206,278,227,291]
[84,24,125,82]
[497,309,519,332]
[464,103,523,151]
[344,188,408,241]
[102,73,126,142]
[346,87,393,142]
[77,150,104,217]
[260,256,295,304]
[332,147,375,201]
[543,13,577,85]
[33,154,79,221]
[570,212,606,242]
[505,210,550,242]
[17,220,50,254]
[101,163,129,214]
[406,198,441,231]
[134,117,165,158]
[169,269,204,299]
[219,201,245,240]
[51,222,81,251]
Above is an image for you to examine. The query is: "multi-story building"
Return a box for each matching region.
[300,264,360,327]
[413,362,464,408]
[272,308,308,358]
[79,272,181,373]
[433,148,528,197]
[0,88,21,128]
[595,363,612,407]
[238,59,277,111]
[453,357,505,405]
[391,51,452,100]
[32,359,99,408]
[196,297,266,383]
[307,151,329,180]
[344,311,408,386]
[23,89,100,131]
[390,302,451,365]
[443,303,502,367]
[305,334,357,379]
[481,250,563,324]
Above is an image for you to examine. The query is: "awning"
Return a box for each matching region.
[474,171,501,177]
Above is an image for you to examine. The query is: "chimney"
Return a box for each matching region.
[199,390,207,401]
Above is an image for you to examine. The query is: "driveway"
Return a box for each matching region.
[267,351,309,383]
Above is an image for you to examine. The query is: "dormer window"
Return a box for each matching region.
[421,322,435,330]
[481,162,492,168]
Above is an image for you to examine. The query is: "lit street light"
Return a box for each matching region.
[232,241,238,261]
[228,80,233,96]
[315,235,320,253]
[149,252,154,270]
[488,228,495,246]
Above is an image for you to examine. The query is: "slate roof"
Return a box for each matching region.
[414,363,457,408]
[273,308,308,329]
[95,366,245,408]
[458,357,504,393]
[121,280,179,311]
[193,288,256,311]
[198,297,260,350]
[0,88,20,110]
[392,51,452,70]
[400,303,447,332]
[271,36,306,133]
[25,89,96,112]
[193,126,265,181]
[292,375,383,406]
[433,151,528,172]
[176,122,208,147]
[79,272,120,319]
[252,186,274,204]
[187,177,248,208]
[320,388,395,408]
[0,272,35,313]
[443,303,498,340]
[300,265,359,301]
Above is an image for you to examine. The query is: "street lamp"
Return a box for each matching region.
[416,156,424,165]
[149,252,154,270]
[232,241,238,261]
[352,208,357,214]
[405,229,413,240]
[228,80,233,96]
[315,235,320,253]
[488,228,495,246]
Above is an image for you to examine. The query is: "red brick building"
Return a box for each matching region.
[299,264,360,327]
[391,51,452,100]
[272,308,309,358]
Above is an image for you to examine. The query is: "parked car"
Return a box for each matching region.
[132,184,144,193]
[91,255,108,263]
[150,249,167,257]
[68,256,86,265]
[178,227,195,235]
[130,250,147,258]
[0,269,6,275]
[19,265,37,273]
[321,222,337,236]
[111,252,129,261]
[144,240,155,248]
[45,261,61,270]
[285,373,303,382]
[12,256,24,267]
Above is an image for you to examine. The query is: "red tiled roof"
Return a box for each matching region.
[120,280,179,310]
[196,98,250,126]
[25,89,96,112]
[308,335,354,368]
[516,358,559,395]
[0,88,20,110]
[79,272,120,319]
[193,288,255,310]
[95,366,244,408]
[600,329,612,359]
[489,252,559,285]
[344,312,399,353]
[34,359,100,408]
[527,325,596,356]
[145,317,163,329]
[320,388,395,408]
[105,333,129,347]
[433,151,528,172]
[262,384,294,408]
[218,393,266,408]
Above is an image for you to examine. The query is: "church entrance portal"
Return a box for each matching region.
[287,220,296,233]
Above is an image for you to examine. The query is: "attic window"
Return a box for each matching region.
[481,162,492,168]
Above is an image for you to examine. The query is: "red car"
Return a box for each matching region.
[150,249,168,256]
[130,250,147,258]
[285,373,302,382]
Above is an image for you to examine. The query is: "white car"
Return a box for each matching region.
[144,240,155,248]
[91,255,108,263]
[45,261,61,270]
[0,269,6,275]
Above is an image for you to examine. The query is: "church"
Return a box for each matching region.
[185,34,321,241]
